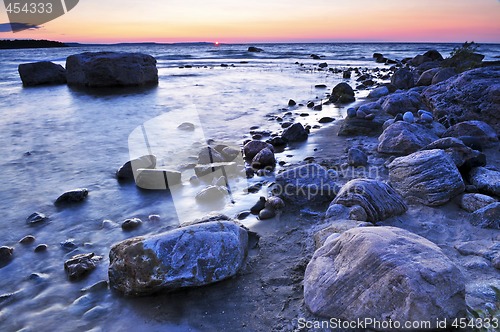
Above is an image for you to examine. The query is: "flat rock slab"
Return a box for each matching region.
[304,227,466,328]
[388,149,465,206]
[66,52,158,87]
[108,220,248,296]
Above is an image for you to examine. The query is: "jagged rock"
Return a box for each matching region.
[304,227,466,327]
[55,188,88,205]
[329,83,355,104]
[347,148,368,166]
[116,155,156,180]
[378,121,438,155]
[468,167,500,196]
[381,91,424,116]
[332,179,407,222]
[416,68,440,86]
[64,253,102,281]
[390,67,414,90]
[282,123,308,142]
[460,193,497,212]
[421,137,484,168]
[66,52,158,87]
[18,61,66,86]
[108,220,248,296]
[388,149,465,206]
[470,203,500,229]
[274,163,339,206]
[442,121,498,148]
[243,141,274,160]
[422,67,500,132]
[251,147,275,169]
[431,68,457,84]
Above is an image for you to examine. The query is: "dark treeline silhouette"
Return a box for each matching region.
[0,39,69,49]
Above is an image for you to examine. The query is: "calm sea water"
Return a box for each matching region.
[0,42,499,331]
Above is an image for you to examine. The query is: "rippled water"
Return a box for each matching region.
[0,42,499,331]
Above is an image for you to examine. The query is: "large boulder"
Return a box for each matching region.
[243,141,274,160]
[468,167,500,197]
[381,91,425,116]
[416,68,440,86]
[422,67,500,132]
[304,227,466,327]
[421,137,484,168]
[390,67,415,90]
[108,220,248,296]
[337,117,385,137]
[378,121,439,155]
[273,163,339,206]
[332,179,407,222]
[18,61,66,86]
[282,123,308,142]
[431,67,457,85]
[66,52,158,87]
[442,120,498,148]
[388,149,465,206]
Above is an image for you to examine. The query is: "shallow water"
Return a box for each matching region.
[0,42,499,331]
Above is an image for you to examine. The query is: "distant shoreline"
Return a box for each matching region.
[0,39,69,50]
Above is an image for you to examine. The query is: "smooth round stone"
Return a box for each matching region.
[148,214,161,222]
[236,211,251,220]
[403,111,414,123]
[121,218,142,231]
[259,208,276,220]
[34,244,48,253]
[265,196,285,210]
[177,122,195,131]
[0,246,14,263]
[19,235,36,244]
[26,212,48,225]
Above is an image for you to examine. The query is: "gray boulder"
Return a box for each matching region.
[416,68,440,86]
[431,67,457,85]
[243,140,274,160]
[282,123,308,142]
[18,61,66,86]
[367,86,389,99]
[347,148,368,167]
[108,220,248,296]
[116,155,156,180]
[329,83,355,104]
[332,179,407,222]
[274,163,339,206]
[390,67,415,90]
[422,67,500,132]
[388,149,465,206]
[251,147,275,169]
[471,203,500,229]
[421,137,484,168]
[378,121,438,155]
[442,120,498,147]
[468,167,500,196]
[460,193,497,213]
[66,52,158,87]
[304,227,466,327]
[381,91,424,116]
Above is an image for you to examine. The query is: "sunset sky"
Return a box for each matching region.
[1,0,499,43]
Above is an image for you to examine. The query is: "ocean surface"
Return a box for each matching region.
[0,42,499,331]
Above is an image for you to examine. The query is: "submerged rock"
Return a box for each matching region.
[55,188,88,205]
[108,220,248,296]
[121,218,142,231]
[332,179,407,223]
[304,227,466,327]
[66,52,158,87]
[26,212,48,225]
[378,121,438,155]
[116,155,156,180]
[248,46,264,53]
[18,61,66,86]
[274,163,339,206]
[388,149,465,206]
[64,253,102,281]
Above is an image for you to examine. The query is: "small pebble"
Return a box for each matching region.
[148,214,161,222]
[19,235,36,244]
[60,239,78,251]
[236,211,251,220]
[34,244,48,253]
[403,111,414,123]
